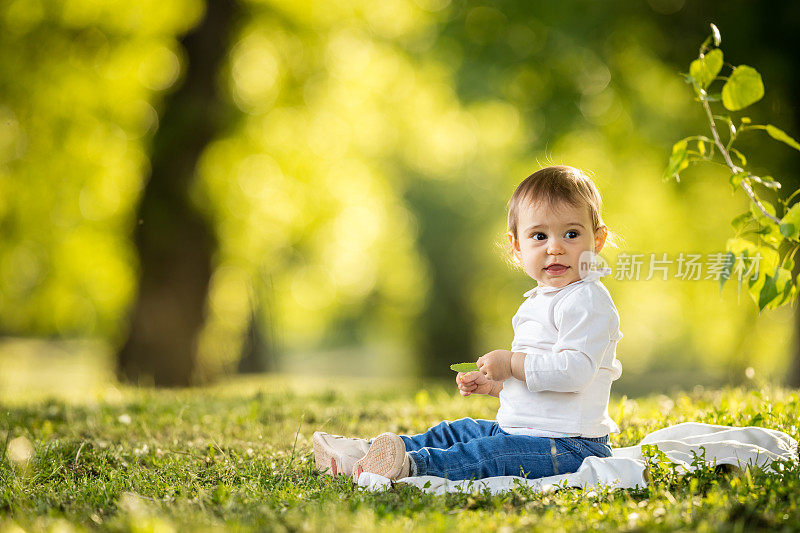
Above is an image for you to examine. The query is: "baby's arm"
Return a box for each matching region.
[456,371,503,398]
[522,290,620,393]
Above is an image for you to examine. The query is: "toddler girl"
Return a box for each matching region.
[314,165,623,482]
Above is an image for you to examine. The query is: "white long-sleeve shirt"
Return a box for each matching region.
[497,268,623,438]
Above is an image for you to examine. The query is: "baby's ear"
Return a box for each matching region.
[594,226,608,253]
[507,231,520,252]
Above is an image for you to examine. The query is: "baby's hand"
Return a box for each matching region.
[477,350,513,381]
[456,371,493,397]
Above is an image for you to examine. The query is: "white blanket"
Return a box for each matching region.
[357,423,798,495]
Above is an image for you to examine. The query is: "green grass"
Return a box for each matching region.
[0,375,798,532]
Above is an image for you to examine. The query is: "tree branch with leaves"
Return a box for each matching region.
[665,23,800,312]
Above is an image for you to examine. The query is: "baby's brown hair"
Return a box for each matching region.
[506,166,619,266]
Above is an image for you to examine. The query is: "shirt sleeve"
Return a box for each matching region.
[522,288,619,393]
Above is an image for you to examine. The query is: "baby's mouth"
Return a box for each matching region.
[545,264,569,274]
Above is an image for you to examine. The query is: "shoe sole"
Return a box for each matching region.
[352,433,405,482]
[313,432,342,477]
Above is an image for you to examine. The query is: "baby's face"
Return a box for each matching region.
[509,200,606,288]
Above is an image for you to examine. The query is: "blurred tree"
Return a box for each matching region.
[403,180,481,378]
[118,0,238,385]
[0,0,202,340]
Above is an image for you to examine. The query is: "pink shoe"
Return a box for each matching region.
[312,432,370,477]
[351,432,411,482]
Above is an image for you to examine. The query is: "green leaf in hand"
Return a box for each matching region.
[722,65,764,111]
[450,362,479,372]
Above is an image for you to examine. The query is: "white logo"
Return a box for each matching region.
[578,250,610,279]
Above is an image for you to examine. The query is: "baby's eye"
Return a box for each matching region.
[565,230,579,238]
[531,232,547,241]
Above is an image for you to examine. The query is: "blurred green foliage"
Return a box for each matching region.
[0,0,203,337]
[0,0,798,389]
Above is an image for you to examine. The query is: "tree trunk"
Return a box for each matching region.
[239,276,278,374]
[118,0,237,386]
[404,181,478,379]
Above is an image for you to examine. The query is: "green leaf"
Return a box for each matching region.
[757,272,777,312]
[765,124,800,152]
[450,362,478,372]
[663,139,689,182]
[729,238,779,271]
[731,212,751,231]
[750,220,783,250]
[741,244,780,309]
[780,203,800,239]
[779,224,796,238]
[736,249,797,312]
[781,277,798,307]
[729,172,743,192]
[726,237,758,256]
[729,148,747,167]
[783,252,796,273]
[758,267,794,311]
[755,225,773,235]
[690,49,723,89]
[724,244,755,300]
[722,66,764,111]
[772,266,791,291]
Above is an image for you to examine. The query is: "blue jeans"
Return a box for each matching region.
[398,418,611,481]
